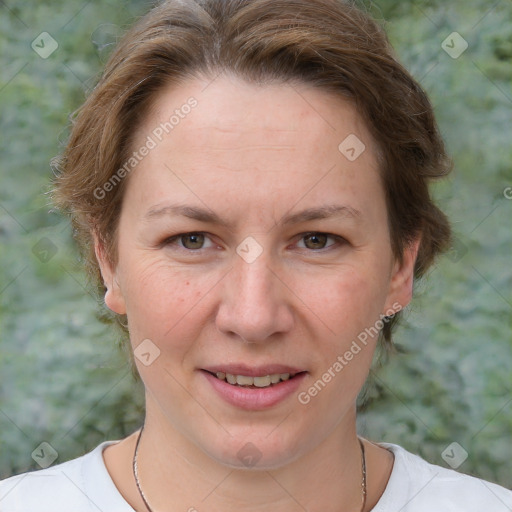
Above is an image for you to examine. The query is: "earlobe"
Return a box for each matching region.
[93,233,127,315]
[384,237,421,313]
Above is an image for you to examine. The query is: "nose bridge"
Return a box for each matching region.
[216,243,293,342]
[236,251,274,304]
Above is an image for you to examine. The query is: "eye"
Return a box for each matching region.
[296,232,339,250]
[165,232,214,250]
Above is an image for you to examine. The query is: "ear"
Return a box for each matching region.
[383,236,421,314]
[93,233,127,315]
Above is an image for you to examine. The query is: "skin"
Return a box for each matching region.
[97,74,419,512]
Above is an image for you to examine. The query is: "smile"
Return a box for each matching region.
[208,371,299,388]
[201,368,308,410]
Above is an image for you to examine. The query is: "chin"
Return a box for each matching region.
[201,427,306,471]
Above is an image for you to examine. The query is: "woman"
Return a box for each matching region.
[1,0,510,510]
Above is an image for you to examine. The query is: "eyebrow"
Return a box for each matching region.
[144,203,362,227]
[280,204,361,225]
[144,204,234,228]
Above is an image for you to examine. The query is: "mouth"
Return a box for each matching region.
[203,370,305,389]
[200,365,308,410]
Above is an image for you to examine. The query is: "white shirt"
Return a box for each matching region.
[1,441,511,511]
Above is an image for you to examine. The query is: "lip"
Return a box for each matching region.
[200,369,307,411]
[202,364,305,377]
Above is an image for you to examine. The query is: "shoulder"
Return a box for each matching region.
[0,440,134,512]
[375,443,512,512]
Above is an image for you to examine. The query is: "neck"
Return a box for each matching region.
[135,403,366,512]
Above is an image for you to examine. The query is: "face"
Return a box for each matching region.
[96,74,418,469]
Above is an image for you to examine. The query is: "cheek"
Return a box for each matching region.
[295,264,388,342]
[120,257,211,345]
[294,270,387,419]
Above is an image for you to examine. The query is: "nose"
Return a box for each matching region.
[215,247,294,343]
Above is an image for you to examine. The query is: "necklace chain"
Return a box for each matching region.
[359,437,367,511]
[133,425,367,512]
[133,425,154,512]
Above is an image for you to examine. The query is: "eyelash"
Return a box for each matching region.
[162,231,346,252]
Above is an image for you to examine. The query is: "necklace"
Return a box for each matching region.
[133,425,367,512]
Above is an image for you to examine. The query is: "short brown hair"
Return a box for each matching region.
[52,0,452,345]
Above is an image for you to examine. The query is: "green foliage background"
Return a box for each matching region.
[1,0,511,489]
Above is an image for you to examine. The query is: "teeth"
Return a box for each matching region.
[214,372,296,387]
[253,376,272,387]
[236,375,253,386]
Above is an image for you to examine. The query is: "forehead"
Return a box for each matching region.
[137,74,377,158]
[127,74,383,221]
